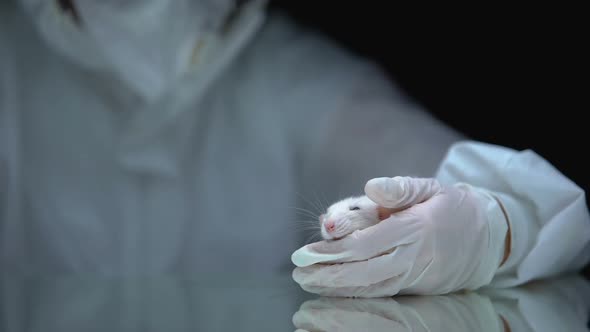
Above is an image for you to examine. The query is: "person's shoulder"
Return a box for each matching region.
[249,10,363,64]
[237,9,384,87]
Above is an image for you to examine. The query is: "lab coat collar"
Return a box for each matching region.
[26,0,266,103]
[118,0,267,176]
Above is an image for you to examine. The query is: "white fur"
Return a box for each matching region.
[320,195,380,240]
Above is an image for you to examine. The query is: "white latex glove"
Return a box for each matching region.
[291,177,510,297]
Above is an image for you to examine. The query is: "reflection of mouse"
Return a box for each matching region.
[319,196,399,240]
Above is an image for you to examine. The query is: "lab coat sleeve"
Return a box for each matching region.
[436,141,590,287]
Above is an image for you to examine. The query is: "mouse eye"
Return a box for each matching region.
[349,206,360,211]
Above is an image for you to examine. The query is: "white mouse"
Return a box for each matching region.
[319,195,398,240]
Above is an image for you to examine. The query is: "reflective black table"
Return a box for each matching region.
[1,273,589,331]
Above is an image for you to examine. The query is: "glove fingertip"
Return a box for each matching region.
[291,248,311,267]
[364,177,405,207]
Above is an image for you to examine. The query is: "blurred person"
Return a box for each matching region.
[0,0,588,297]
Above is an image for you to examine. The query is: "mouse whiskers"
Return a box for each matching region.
[290,207,320,221]
[294,192,325,216]
[302,231,322,245]
[311,191,329,216]
[288,219,321,232]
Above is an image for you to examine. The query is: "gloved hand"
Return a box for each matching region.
[291,176,510,297]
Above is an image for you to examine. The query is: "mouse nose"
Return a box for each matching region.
[324,220,336,233]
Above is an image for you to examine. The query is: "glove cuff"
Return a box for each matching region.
[456,184,509,290]
[486,191,539,287]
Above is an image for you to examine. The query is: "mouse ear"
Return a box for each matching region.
[377,206,404,221]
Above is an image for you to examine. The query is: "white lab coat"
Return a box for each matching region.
[437,142,590,287]
[1,0,588,281]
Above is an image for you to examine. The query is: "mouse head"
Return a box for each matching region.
[319,196,392,240]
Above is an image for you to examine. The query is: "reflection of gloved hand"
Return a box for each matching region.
[292,176,510,297]
[293,293,504,332]
[293,275,590,332]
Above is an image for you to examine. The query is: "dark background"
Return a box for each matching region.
[269,3,588,201]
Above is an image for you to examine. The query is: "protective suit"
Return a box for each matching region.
[0,0,588,286]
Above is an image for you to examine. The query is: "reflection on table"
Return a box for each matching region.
[293,274,590,332]
[0,273,308,332]
[1,273,588,331]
